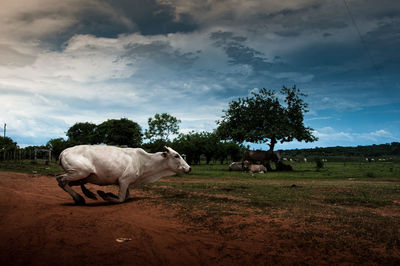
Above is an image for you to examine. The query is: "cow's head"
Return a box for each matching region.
[162,146,191,173]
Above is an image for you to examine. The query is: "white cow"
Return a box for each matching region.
[56,145,191,205]
[229,160,251,171]
[248,164,267,173]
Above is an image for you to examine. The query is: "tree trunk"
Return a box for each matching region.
[267,138,278,171]
[268,138,277,151]
[206,155,212,165]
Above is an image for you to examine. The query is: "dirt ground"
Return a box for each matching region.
[0,172,398,265]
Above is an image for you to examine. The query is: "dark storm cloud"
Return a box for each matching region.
[286,16,400,85]
[74,8,132,38]
[262,3,322,20]
[13,2,131,49]
[16,0,198,49]
[123,40,199,69]
[255,2,348,37]
[209,31,247,45]
[48,8,134,49]
[210,31,273,71]
[100,0,197,35]
[363,18,400,61]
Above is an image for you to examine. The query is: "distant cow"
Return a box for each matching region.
[56,145,191,205]
[248,164,267,173]
[229,161,250,171]
[243,150,280,171]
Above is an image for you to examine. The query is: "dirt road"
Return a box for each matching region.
[0,172,276,265]
[0,172,398,265]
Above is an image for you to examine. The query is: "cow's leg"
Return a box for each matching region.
[80,184,98,200]
[99,187,130,200]
[56,174,86,205]
[97,180,129,203]
[68,179,97,200]
[101,187,129,200]
[96,191,118,199]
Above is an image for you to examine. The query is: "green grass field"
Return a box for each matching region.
[1,160,400,262]
[144,161,400,263]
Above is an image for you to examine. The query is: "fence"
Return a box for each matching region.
[0,148,52,162]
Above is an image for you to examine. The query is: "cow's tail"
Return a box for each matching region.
[55,152,66,177]
[58,150,66,170]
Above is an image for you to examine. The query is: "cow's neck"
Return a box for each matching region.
[139,152,175,178]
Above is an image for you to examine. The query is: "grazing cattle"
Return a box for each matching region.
[56,145,191,205]
[229,162,242,171]
[243,150,280,171]
[229,161,250,171]
[248,164,267,173]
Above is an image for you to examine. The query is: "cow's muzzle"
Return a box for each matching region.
[185,167,192,174]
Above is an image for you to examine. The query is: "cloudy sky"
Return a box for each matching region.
[1,0,399,149]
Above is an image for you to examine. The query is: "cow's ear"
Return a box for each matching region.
[162,152,168,158]
[163,146,170,153]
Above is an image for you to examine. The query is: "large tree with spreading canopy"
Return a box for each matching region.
[217,85,317,151]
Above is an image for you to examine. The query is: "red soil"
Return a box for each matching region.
[0,172,398,265]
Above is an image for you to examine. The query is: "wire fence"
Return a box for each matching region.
[0,148,52,162]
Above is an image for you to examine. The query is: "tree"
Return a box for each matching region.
[172,131,200,165]
[195,131,217,165]
[145,113,181,142]
[66,122,96,144]
[93,118,142,147]
[0,136,18,151]
[171,131,243,165]
[214,141,243,164]
[142,138,172,153]
[217,85,317,151]
[46,138,71,159]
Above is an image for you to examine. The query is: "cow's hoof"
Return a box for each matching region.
[106,192,119,199]
[74,194,86,205]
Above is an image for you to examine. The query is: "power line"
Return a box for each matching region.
[342,0,384,86]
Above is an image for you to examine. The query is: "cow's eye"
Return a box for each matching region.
[174,155,180,158]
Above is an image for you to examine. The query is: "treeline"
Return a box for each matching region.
[143,133,242,165]
[43,116,243,165]
[283,142,400,159]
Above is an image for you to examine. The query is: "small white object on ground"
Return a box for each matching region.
[116,238,132,243]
